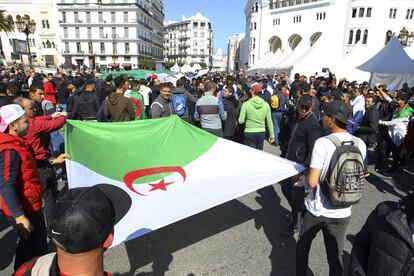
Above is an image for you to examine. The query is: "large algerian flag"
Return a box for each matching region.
[65,116,303,246]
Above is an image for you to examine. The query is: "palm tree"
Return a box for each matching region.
[0,10,14,60]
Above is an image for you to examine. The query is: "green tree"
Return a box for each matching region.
[0,11,14,60]
[164,61,175,69]
[199,62,207,69]
[139,59,155,70]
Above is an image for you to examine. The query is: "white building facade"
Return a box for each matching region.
[164,13,213,68]
[0,0,62,67]
[227,33,245,72]
[241,0,414,80]
[57,0,164,70]
[211,48,227,72]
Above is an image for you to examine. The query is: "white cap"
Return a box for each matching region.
[0,104,25,133]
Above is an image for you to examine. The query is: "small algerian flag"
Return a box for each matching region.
[65,116,303,246]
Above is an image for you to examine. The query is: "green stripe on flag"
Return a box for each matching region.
[65,116,218,183]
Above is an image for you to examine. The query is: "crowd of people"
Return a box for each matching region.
[0,64,414,275]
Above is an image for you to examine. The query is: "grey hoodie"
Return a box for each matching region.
[150,95,174,118]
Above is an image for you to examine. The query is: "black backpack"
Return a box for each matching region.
[321,135,365,207]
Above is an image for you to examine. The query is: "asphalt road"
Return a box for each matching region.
[1,143,412,276]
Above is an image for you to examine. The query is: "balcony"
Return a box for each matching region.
[179,44,190,48]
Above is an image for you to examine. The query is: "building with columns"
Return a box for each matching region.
[57,0,164,70]
[241,0,414,80]
[164,12,213,68]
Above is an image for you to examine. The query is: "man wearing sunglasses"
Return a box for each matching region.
[280,94,322,236]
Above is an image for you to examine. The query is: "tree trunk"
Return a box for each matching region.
[0,36,5,59]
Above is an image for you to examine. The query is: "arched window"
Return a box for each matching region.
[46,40,51,48]
[42,42,46,48]
[348,30,354,44]
[255,2,259,12]
[385,30,393,44]
[355,29,361,44]
[362,29,368,45]
[52,42,56,48]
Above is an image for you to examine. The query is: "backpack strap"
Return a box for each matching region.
[351,136,359,147]
[325,134,357,147]
[325,134,342,148]
[150,101,164,112]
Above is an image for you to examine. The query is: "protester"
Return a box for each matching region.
[270,86,288,146]
[296,100,366,276]
[349,193,414,276]
[0,81,15,107]
[99,75,114,104]
[194,81,227,137]
[104,76,135,122]
[43,73,57,105]
[223,85,239,140]
[66,78,82,116]
[378,90,414,173]
[348,87,365,134]
[354,95,379,174]
[149,77,161,103]
[28,84,46,117]
[14,97,67,212]
[70,79,100,121]
[259,79,272,107]
[171,77,197,122]
[56,79,70,112]
[280,94,322,236]
[15,186,120,275]
[0,104,49,270]
[238,83,274,150]
[150,83,174,118]
[138,79,152,117]
[125,79,146,120]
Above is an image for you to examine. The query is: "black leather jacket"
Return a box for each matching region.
[350,194,414,276]
[285,112,322,167]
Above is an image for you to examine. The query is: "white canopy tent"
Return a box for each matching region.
[180,63,193,73]
[170,63,181,73]
[357,37,414,90]
[191,63,202,72]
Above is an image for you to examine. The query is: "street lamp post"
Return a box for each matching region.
[398,27,414,47]
[15,14,36,65]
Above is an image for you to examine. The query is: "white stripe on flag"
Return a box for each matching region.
[66,138,304,246]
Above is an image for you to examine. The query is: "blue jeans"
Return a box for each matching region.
[271,112,283,145]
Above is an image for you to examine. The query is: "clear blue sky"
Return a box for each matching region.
[163,0,246,54]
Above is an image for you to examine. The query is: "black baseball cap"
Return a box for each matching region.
[323,100,351,125]
[48,184,131,254]
[297,94,313,107]
[84,78,95,85]
[69,78,83,88]
[330,89,343,100]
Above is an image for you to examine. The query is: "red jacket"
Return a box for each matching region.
[44,81,57,104]
[25,115,66,161]
[0,132,43,216]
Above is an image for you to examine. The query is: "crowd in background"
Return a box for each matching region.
[1,64,414,275]
[1,65,413,175]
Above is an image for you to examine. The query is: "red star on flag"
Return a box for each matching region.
[148,179,174,192]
